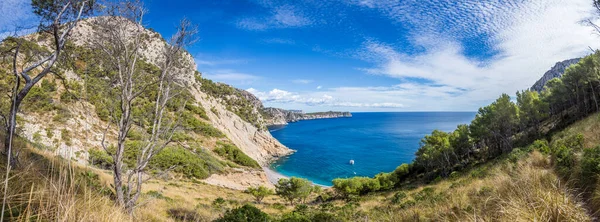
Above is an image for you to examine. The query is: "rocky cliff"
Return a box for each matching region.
[531,58,581,92]
[9,17,291,190]
[263,108,352,126]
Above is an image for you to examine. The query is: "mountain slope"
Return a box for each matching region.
[530,58,581,92]
[6,17,291,190]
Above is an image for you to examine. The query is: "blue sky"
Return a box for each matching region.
[2,0,600,112]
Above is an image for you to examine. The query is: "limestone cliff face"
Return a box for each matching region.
[263,108,352,126]
[16,16,291,171]
[189,86,292,166]
[531,58,581,92]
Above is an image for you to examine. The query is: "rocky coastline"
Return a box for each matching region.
[263,107,352,126]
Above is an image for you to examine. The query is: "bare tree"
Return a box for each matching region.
[92,1,197,214]
[1,1,93,221]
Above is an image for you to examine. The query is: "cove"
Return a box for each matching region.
[269,112,476,186]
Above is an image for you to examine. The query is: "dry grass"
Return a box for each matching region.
[358,151,590,221]
[552,113,600,149]
[0,147,131,221]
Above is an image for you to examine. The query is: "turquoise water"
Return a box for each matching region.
[269,112,476,186]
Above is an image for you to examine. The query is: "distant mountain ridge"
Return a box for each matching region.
[531,58,581,92]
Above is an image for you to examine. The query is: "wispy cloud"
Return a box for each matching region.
[262,38,296,45]
[292,79,313,84]
[0,0,37,40]
[203,70,261,85]
[236,4,312,30]
[347,0,600,110]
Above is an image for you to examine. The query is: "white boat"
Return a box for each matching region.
[349,160,355,165]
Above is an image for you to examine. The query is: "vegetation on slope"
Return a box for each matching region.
[198,77,265,129]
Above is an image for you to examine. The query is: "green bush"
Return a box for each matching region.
[392,163,411,183]
[214,204,270,222]
[185,103,209,120]
[245,185,274,203]
[550,138,577,177]
[530,139,550,154]
[88,149,114,170]
[579,146,600,186]
[214,142,259,168]
[374,172,395,190]
[391,192,406,204]
[181,111,224,138]
[61,129,72,146]
[60,80,83,103]
[275,177,315,205]
[150,146,226,179]
[332,177,381,197]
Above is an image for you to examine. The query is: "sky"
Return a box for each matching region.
[2,0,600,112]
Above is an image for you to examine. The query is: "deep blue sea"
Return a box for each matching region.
[268,112,476,186]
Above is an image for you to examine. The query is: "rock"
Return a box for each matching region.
[531,58,581,92]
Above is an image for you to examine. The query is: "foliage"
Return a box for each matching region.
[245,185,274,203]
[213,204,270,222]
[185,103,209,120]
[88,148,113,169]
[213,142,259,168]
[332,177,381,198]
[181,110,224,138]
[150,146,226,179]
[167,208,202,222]
[199,78,264,129]
[275,177,315,205]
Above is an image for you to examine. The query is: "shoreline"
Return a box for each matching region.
[262,167,331,188]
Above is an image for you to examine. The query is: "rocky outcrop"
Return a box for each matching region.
[531,58,581,92]
[263,108,352,126]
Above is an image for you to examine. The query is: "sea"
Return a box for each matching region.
[268,112,476,186]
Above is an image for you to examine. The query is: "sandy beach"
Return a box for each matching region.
[262,167,288,184]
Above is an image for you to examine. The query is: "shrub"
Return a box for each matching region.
[332,177,381,198]
[412,187,444,203]
[185,103,209,120]
[213,197,226,208]
[579,146,600,186]
[214,142,259,168]
[550,139,576,177]
[391,192,406,204]
[374,172,395,190]
[530,139,550,154]
[392,163,411,183]
[276,177,315,205]
[167,208,202,222]
[150,146,225,179]
[214,204,270,222]
[61,129,72,146]
[181,111,224,138]
[245,185,274,203]
[88,149,113,169]
[60,80,83,103]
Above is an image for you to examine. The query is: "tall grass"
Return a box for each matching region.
[0,145,130,221]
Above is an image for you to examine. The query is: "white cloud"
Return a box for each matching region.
[348,0,600,110]
[292,79,313,84]
[317,85,322,89]
[246,88,404,109]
